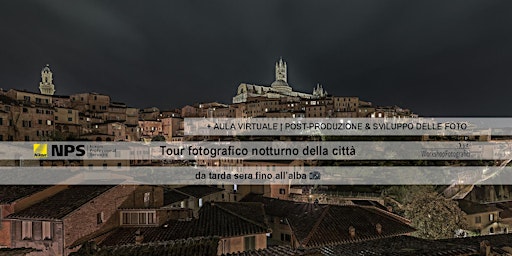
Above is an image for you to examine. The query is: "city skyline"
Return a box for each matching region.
[2,1,512,116]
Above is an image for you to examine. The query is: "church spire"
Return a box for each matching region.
[275,57,287,82]
[39,64,55,95]
[271,57,292,92]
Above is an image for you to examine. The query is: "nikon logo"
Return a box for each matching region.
[33,144,86,158]
[33,144,48,158]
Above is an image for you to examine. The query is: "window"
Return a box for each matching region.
[67,117,73,122]
[279,188,286,195]
[97,212,104,224]
[121,211,156,225]
[23,96,30,102]
[490,214,494,221]
[244,236,256,251]
[198,198,203,207]
[475,216,482,224]
[42,221,51,240]
[22,221,32,239]
[144,192,151,207]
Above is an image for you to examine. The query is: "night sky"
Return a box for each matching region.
[2,1,512,116]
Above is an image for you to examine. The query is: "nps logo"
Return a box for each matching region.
[33,144,48,158]
[33,144,86,158]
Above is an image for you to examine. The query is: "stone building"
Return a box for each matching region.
[232,58,326,104]
[5,185,138,256]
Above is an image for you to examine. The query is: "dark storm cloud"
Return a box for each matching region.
[1,0,512,116]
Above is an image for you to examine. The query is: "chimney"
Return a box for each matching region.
[376,223,382,235]
[479,240,491,256]
[349,226,356,239]
[135,229,144,245]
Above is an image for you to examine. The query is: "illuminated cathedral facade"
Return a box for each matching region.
[232,58,327,103]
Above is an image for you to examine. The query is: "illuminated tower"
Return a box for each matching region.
[275,57,287,83]
[271,58,292,92]
[39,64,55,95]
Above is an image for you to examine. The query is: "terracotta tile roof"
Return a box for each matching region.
[439,233,512,247]
[241,194,415,248]
[223,245,316,256]
[163,188,190,205]
[497,202,512,219]
[7,185,115,220]
[0,247,42,256]
[174,185,224,198]
[226,234,512,256]
[457,200,502,214]
[71,237,219,256]
[100,202,268,247]
[351,200,388,211]
[317,235,477,256]
[0,185,51,204]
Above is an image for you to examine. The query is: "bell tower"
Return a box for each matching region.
[275,58,287,82]
[39,64,55,95]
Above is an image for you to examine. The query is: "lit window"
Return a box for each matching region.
[144,192,151,207]
[22,221,32,239]
[42,221,51,239]
[97,212,104,224]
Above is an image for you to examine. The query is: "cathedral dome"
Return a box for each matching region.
[271,79,289,88]
[271,79,292,92]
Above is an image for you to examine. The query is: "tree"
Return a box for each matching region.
[151,135,166,141]
[401,186,468,239]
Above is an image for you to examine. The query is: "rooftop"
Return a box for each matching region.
[457,200,502,215]
[241,194,415,248]
[100,202,268,246]
[0,185,51,204]
[163,188,190,206]
[227,234,512,256]
[174,185,224,198]
[72,237,220,256]
[7,185,115,220]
